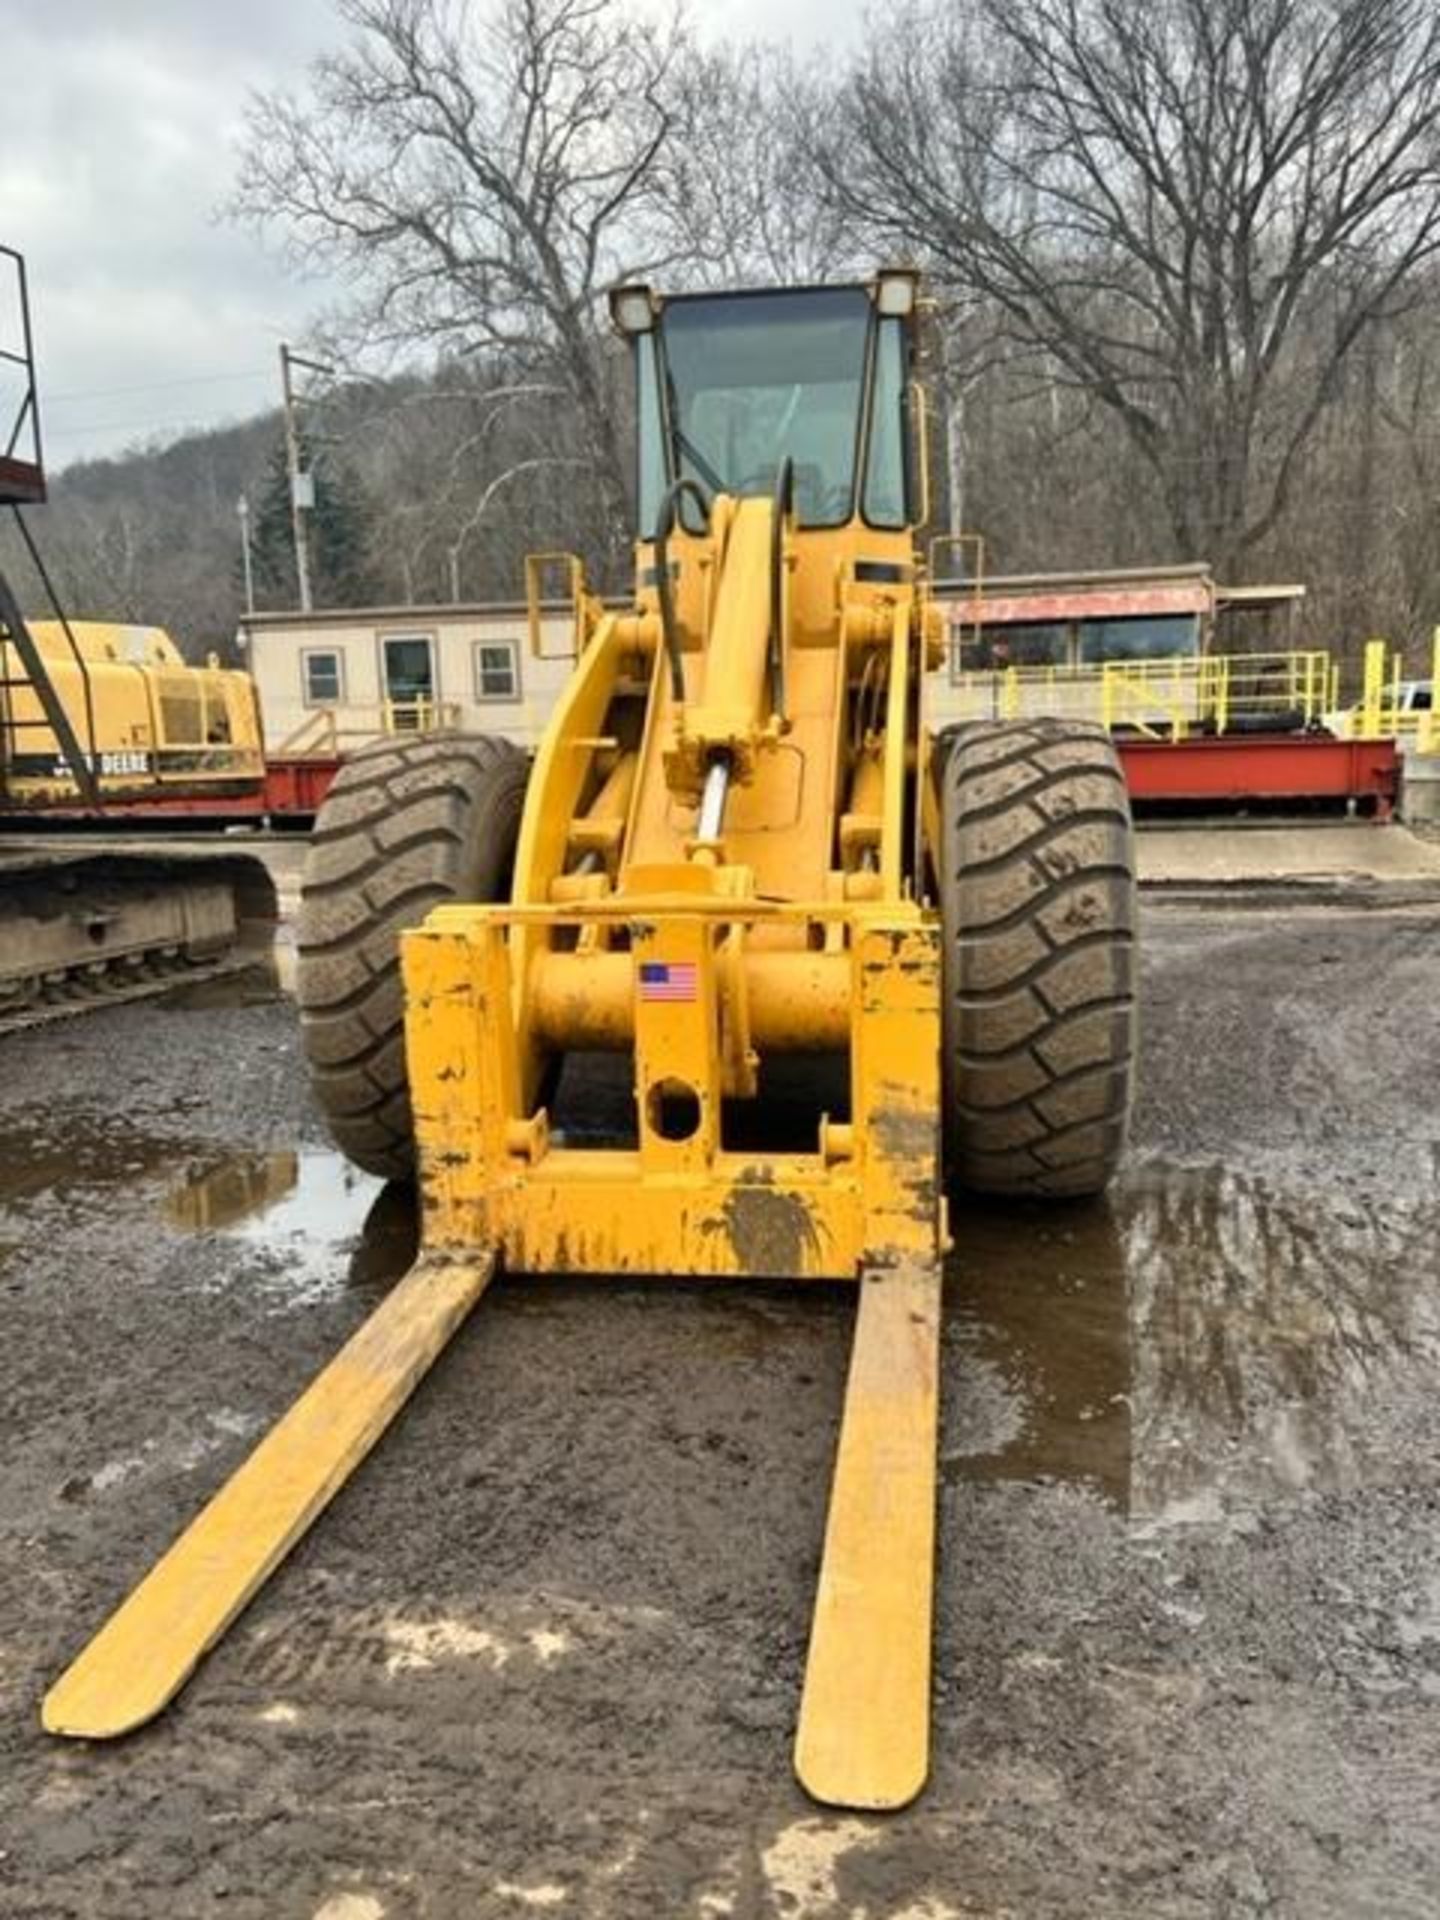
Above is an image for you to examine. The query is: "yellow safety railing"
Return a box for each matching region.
[1100,659,1198,741]
[1348,634,1438,751]
[1203,649,1333,735]
[942,650,1334,741]
[273,700,461,756]
[381,697,459,734]
[273,709,340,756]
[1354,639,1390,741]
[944,660,1105,728]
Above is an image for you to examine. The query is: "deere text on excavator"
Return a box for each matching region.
[44,268,1137,1810]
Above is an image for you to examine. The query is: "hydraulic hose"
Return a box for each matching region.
[652,478,711,704]
[769,456,794,725]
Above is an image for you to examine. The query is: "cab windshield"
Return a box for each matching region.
[655,287,873,530]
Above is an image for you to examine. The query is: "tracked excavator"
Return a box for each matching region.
[44,268,1136,1809]
[0,246,275,1030]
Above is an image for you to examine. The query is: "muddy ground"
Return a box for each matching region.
[1,895,1438,1918]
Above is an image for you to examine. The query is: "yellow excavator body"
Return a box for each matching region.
[0,619,264,806]
[45,269,1138,1814]
[0,613,275,1023]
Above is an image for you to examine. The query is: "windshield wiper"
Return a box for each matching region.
[664,365,727,497]
[676,426,726,497]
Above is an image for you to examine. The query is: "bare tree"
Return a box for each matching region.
[826,0,1440,578]
[233,0,693,568]
[664,43,855,285]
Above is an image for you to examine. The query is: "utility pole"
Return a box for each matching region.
[278,343,334,614]
[946,385,965,542]
[936,318,966,542]
[236,493,255,616]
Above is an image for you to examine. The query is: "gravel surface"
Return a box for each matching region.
[1,901,1438,1919]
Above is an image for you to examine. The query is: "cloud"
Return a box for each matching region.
[1,0,860,468]
[1,0,339,464]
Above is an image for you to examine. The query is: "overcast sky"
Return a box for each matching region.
[0,0,857,472]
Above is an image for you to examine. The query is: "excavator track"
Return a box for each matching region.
[0,949,257,1036]
[0,844,277,1035]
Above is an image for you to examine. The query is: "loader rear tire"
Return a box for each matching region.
[938,718,1137,1199]
[297,734,529,1181]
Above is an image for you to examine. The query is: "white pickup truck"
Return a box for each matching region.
[1323,679,1433,737]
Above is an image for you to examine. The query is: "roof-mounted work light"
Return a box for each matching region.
[609,284,656,335]
[873,268,919,317]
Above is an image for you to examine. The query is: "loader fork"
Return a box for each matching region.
[45,1247,941,1810]
[797,1258,942,1807]
[44,1257,496,1739]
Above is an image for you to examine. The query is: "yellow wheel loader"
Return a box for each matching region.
[44,270,1136,1809]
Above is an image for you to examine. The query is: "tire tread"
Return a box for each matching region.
[297,734,528,1180]
[938,718,1137,1199]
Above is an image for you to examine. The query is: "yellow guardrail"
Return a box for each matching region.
[1346,632,1437,752]
[274,700,461,756]
[943,650,1334,742]
[381,697,459,734]
[1101,659,1199,740]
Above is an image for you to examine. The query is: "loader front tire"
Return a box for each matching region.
[937,718,1137,1199]
[298,734,529,1181]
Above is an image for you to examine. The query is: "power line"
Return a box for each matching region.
[45,406,276,443]
[43,367,274,405]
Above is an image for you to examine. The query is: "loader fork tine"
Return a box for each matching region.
[794,1257,942,1811]
[43,1253,495,1739]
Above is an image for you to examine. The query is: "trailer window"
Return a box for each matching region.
[1078,616,1199,663]
[473,640,520,702]
[302,649,343,705]
[968,623,1071,670]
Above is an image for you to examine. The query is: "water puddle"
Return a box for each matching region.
[945,1199,1132,1506]
[0,1115,183,1204]
[0,1113,415,1301]
[945,1159,1440,1528]
[164,1150,301,1230]
[164,1148,414,1301]
[7,1107,1438,1527]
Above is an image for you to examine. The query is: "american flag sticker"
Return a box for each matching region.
[638,961,699,1003]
